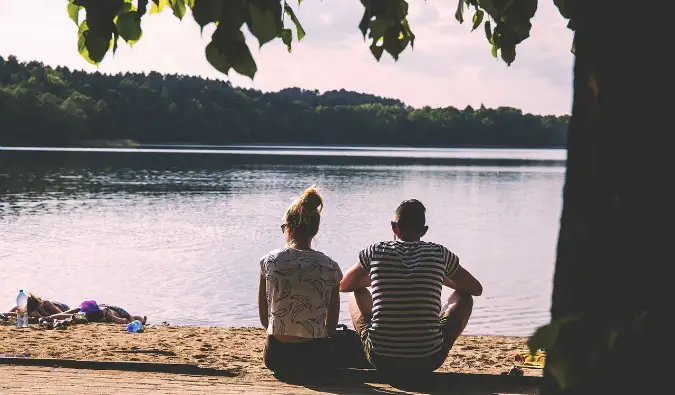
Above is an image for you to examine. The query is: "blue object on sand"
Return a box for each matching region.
[126,320,143,333]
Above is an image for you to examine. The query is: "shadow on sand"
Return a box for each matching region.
[273,368,541,395]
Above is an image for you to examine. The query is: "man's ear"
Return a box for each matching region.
[420,226,429,238]
[392,223,400,239]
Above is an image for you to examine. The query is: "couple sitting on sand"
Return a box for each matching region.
[259,186,482,373]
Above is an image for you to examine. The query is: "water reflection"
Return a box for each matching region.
[0,149,564,336]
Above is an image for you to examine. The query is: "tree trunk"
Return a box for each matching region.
[543,2,667,395]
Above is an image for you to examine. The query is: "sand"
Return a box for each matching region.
[0,322,541,380]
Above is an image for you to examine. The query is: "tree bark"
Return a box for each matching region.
[543,2,667,394]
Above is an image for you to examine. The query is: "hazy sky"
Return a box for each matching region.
[0,1,574,115]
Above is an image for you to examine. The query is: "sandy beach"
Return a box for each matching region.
[0,322,541,379]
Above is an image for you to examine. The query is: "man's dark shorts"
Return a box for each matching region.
[354,312,462,373]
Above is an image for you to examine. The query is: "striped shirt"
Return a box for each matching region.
[359,240,459,358]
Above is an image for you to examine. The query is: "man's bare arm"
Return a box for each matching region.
[443,265,483,296]
[340,263,371,292]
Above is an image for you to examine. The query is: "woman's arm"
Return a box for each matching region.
[325,285,340,336]
[258,271,269,330]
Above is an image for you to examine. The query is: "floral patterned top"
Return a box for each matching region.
[260,247,343,338]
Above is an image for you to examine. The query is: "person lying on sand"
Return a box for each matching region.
[340,199,483,373]
[258,186,343,372]
[45,300,146,325]
[4,293,70,319]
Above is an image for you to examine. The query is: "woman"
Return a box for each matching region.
[4,293,70,319]
[258,186,343,372]
[46,300,146,325]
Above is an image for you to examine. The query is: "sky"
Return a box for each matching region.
[0,1,574,115]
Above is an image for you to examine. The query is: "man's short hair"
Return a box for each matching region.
[395,199,426,231]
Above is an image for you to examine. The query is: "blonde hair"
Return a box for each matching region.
[283,186,324,239]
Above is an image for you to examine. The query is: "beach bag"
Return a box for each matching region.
[328,324,372,369]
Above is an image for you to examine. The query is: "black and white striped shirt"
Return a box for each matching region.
[359,240,459,358]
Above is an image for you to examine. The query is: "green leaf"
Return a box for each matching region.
[402,19,415,49]
[478,0,501,18]
[77,21,96,65]
[206,28,257,79]
[358,11,370,38]
[205,40,232,75]
[283,3,305,41]
[116,11,143,43]
[528,316,578,355]
[78,21,111,64]
[112,31,119,54]
[248,3,280,46]
[484,20,492,42]
[528,322,559,355]
[491,41,498,58]
[368,18,391,41]
[547,359,572,390]
[67,2,81,26]
[279,28,293,53]
[168,0,186,20]
[500,43,516,65]
[472,10,484,31]
[120,1,134,13]
[87,33,112,63]
[138,0,149,16]
[229,43,257,79]
[191,0,224,29]
[150,0,167,14]
[382,26,406,61]
[369,40,384,61]
[455,0,464,23]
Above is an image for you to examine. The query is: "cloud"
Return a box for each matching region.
[0,0,574,115]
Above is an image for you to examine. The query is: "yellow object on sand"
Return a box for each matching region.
[515,350,546,369]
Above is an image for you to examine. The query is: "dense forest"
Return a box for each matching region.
[0,55,569,148]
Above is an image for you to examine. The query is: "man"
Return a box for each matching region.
[340,199,482,373]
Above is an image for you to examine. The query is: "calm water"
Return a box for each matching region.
[0,147,564,336]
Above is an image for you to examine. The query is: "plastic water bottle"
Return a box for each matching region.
[126,320,143,333]
[16,290,28,328]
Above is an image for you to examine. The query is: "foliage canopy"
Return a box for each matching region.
[66,0,575,79]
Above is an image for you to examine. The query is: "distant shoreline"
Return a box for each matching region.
[1,145,566,167]
[5,142,567,150]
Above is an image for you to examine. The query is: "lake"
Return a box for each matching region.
[0,146,564,336]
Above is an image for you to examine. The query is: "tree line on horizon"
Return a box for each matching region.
[0,55,569,148]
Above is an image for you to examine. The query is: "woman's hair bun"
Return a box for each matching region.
[301,186,323,212]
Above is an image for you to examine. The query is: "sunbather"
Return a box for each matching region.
[4,293,70,318]
[46,300,146,325]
